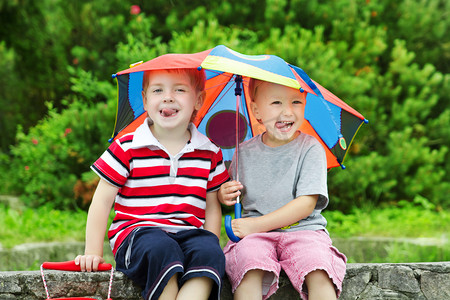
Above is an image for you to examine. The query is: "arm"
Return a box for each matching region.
[75,179,118,271]
[218,180,243,206]
[203,191,222,238]
[231,194,318,238]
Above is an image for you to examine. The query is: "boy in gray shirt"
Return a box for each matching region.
[219,79,346,300]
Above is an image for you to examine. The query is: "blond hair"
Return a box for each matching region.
[248,78,307,102]
[248,78,268,102]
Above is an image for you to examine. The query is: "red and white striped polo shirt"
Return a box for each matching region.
[91,120,229,255]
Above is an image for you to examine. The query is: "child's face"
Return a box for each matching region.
[142,70,203,132]
[251,81,306,146]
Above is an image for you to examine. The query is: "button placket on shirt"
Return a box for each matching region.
[168,145,194,179]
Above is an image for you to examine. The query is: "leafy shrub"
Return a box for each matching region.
[5,71,115,209]
[0,42,23,153]
[1,0,448,212]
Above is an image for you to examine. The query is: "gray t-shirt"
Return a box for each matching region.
[229,133,329,232]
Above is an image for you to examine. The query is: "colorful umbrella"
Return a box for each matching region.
[112,45,367,169]
[110,45,368,241]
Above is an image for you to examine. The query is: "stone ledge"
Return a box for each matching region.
[0,262,449,299]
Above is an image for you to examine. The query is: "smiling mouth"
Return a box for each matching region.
[275,121,294,130]
[160,108,178,117]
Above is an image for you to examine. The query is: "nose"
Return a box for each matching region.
[163,94,174,103]
[282,103,294,116]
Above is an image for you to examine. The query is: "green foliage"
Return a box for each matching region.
[5,72,115,209]
[0,0,448,211]
[0,41,22,152]
[327,39,449,210]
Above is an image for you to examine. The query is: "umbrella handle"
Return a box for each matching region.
[225,202,241,242]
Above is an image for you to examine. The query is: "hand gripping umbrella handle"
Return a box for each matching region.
[225,202,241,242]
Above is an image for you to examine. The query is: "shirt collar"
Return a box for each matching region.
[130,118,219,154]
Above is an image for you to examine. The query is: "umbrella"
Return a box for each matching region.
[110,45,368,241]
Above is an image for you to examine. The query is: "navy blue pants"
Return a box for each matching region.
[115,227,225,300]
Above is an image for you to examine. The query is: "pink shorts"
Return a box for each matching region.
[223,230,347,300]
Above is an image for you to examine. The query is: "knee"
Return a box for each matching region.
[139,236,183,265]
[153,238,182,256]
[305,269,333,286]
[193,243,225,266]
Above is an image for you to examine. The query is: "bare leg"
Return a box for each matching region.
[304,270,337,300]
[176,277,213,300]
[159,273,179,300]
[234,269,266,300]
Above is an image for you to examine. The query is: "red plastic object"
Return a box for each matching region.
[40,260,114,300]
[42,260,112,272]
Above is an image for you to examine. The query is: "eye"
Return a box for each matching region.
[293,99,304,105]
[175,88,186,93]
[271,100,282,105]
[152,88,163,93]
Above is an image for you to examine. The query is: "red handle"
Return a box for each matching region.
[42,260,112,271]
[47,297,104,300]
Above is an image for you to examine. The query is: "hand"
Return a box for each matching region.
[74,254,105,272]
[218,180,243,206]
[231,217,262,238]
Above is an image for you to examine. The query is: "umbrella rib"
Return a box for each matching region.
[203,73,250,115]
[204,80,237,114]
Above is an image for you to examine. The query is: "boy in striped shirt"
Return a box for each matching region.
[75,68,229,300]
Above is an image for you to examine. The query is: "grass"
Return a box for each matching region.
[1,201,449,263]
[0,204,88,248]
[323,202,450,239]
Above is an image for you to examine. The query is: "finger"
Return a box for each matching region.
[79,256,86,272]
[231,181,243,189]
[231,224,244,239]
[223,198,237,206]
[85,256,93,272]
[74,255,81,265]
[224,192,239,201]
[92,256,100,272]
[228,187,240,194]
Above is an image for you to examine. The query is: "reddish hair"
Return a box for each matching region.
[142,68,206,94]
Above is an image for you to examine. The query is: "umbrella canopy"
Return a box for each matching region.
[111,45,367,169]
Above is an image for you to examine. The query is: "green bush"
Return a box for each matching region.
[1,0,448,211]
[0,42,23,152]
[5,71,115,209]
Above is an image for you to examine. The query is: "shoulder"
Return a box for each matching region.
[109,131,154,161]
[115,132,135,146]
[112,132,137,152]
[239,135,262,149]
[296,133,324,152]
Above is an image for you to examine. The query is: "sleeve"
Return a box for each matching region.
[207,149,230,192]
[295,141,329,210]
[91,140,131,188]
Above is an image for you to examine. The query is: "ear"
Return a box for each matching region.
[195,91,205,110]
[250,101,260,119]
[142,91,148,111]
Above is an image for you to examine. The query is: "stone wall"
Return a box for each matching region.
[0,262,449,299]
